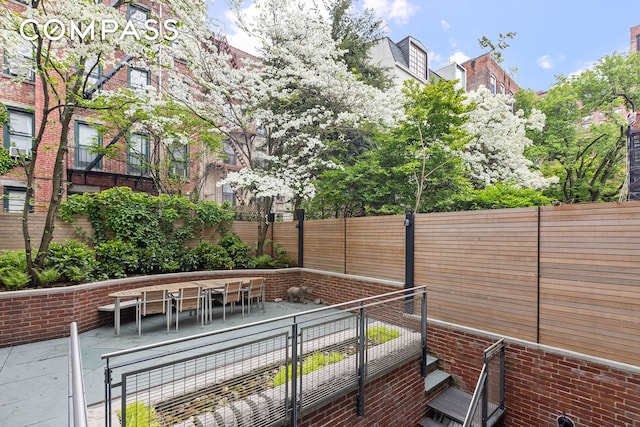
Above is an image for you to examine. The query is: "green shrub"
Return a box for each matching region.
[272,352,345,387]
[367,326,400,344]
[192,242,234,270]
[36,268,62,286]
[45,240,100,283]
[177,247,199,272]
[0,250,27,271]
[0,267,30,290]
[95,240,139,279]
[252,254,275,269]
[117,401,160,427]
[218,233,253,268]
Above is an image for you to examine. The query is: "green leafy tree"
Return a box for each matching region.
[517,52,640,203]
[308,79,471,217]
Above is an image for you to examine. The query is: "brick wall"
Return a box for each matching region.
[2,268,639,425]
[0,269,299,348]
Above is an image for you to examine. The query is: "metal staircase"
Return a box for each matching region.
[420,340,506,427]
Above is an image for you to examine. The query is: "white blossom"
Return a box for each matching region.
[462,86,557,189]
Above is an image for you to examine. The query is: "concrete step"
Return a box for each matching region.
[424,369,451,394]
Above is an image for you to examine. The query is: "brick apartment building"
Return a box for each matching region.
[370,35,519,97]
[462,52,520,95]
[0,0,252,213]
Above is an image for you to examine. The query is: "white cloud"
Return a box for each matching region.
[568,61,595,79]
[363,0,420,25]
[440,20,450,31]
[449,51,470,64]
[537,55,554,70]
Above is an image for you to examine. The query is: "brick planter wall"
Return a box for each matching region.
[0,269,301,348]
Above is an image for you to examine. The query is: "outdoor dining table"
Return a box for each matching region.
[106,277,264,335]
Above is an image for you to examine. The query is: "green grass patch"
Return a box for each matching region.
[367,326,400,344]
[117,401,160,427]
[272,352,345,387]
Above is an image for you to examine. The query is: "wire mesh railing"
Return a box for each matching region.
[102,286,427,427]
[463,339,505,427]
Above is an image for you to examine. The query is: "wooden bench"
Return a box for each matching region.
[98,299,138,312]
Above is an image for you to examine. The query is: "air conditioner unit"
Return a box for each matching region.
[9,147,32,159]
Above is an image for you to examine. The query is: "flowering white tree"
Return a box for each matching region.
[0,0,207,284]
[183,0,402,254]
[462,86,556,189]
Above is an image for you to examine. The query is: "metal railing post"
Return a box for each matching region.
[356,304,366,416]
[68,322,88,427]
[104,359,111,427]
[420,288,428,377]
[499,344,505,410]
[290,321,299,427]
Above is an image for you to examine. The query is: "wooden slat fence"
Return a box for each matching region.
[415,208,539,342]
[539,202,640,364]
[1,202,639,365]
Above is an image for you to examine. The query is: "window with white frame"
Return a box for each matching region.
[3,38,34,81]
[75,121,102,170]
[129,67,150,90]
[3,187,27,213]
[128,133,150,174]
[500,83,505,94]
[490,74,497,94]
[409,43,427,79]
[3,108,33,156]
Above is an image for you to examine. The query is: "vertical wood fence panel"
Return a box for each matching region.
[539,202,640,364]
[229,221,259,249]
[304,218,346,272]
[272,221,299,266]
[345,215,405,281]
[0,213,93,251]
[414,208,539,342]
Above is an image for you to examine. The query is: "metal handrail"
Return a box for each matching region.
[102,285,427,361]
[463,365,487,427]
[68,322,88,427]
[462,339,505,427]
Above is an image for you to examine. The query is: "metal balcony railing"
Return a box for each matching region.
[102,286,428,427]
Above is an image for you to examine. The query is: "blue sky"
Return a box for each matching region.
[208,0,639,92]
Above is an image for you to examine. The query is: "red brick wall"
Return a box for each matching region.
[2,268,639,425]
[299,360,428,427]
[429,321,640,427]
[0,269,299,347]
[463,53,520,94]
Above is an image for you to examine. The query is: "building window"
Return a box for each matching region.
[82,56,102,93]
[409,43,427,79]
[223,141,236,165]
[128,4,149,28]
[3,38,34,81]
[637,35,640,53]
[500,83,505,94]
[128,133,150,174]
[75,121,102,170]
[222,183,236,205]
[128,67,150,90]
[3,108,34,156]
[490,74,497,94]
[3,187,27,213]
[169,144,188,178]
